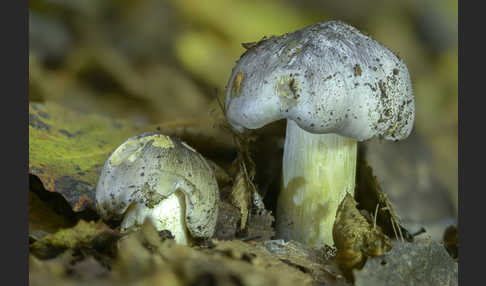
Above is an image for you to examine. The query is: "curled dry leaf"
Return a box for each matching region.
[355,155,413,242]
[333,194,392,280]
[221,123,259,233]
[229,170,251,231]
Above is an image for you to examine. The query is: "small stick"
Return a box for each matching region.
[390,216,399,240]
[373,203,379,229]
[411,227,426,237]
[240,235,262,242]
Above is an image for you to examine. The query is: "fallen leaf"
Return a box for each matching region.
[112,221,315,286]
[355,155,413,242]
[443,225,458,260]
[229,170,251,231]
[244,191,275,241]
[213,199,240,241]
[244,211,275,241]
[29,251,72,285]
[29,102,142,212]
[260,239,349,285]
[30,220,119,259]
[333,194,392,280]
[29,189,75,240]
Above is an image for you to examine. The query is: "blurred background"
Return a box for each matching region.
[29,0,457,241]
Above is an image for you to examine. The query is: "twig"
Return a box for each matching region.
[373,203,379,229]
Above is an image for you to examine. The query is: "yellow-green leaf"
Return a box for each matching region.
[29,102,142,212]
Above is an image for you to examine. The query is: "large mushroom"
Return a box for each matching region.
[96,132,219,245]
[224,21,414,247]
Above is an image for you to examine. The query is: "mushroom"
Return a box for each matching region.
[224,21,414,247]
[96,132,219,245]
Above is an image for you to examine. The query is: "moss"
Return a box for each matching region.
[29,102,142,212]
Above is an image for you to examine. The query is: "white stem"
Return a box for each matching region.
[276,120,357,247]
[121,191,190,245]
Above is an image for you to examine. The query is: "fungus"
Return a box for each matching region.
[224,21,414,247]
[96,132,219,245]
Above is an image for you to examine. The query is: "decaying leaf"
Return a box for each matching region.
[30,249,112,286]
[30,220,119,259]
[205,240,314,284]
[229,170,252,231]
[355,155,413,242]
[213,200,240,241]
[29,251,73,286]
[219,120,257,231]
[333,194,392,280]
[354,238,458,286]
[69,255,111,281]
[241,41,258,50]
[244,208,275,241]
[225,149,275,240]
[261,239,349,285]
[29,189,75,241]
[29,102,142,212]
[112,220,315,286]
[443,225,458,260]
[240,37,267,57]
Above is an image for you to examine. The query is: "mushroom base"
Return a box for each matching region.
[120,190,191,245]
[276,120,357,247]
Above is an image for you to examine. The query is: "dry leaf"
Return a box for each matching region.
[29,102,142,212]
[30,220,119,259]
[333,194,392,280]
[213,200,240,241]
[261,240,349,285]
[355,156,413,242]
[112,221,315,286]
[443,225,458,260]
[29,189,75,240]
[229,170,251,231]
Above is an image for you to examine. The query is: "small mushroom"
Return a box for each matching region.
[96,132,219,245]
[224,21,414,247]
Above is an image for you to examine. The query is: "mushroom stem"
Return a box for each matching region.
[121,191,190,245]
[276,119,357,247]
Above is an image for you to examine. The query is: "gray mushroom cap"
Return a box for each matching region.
[96,132,219,239]
[225,21,414,141]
